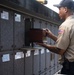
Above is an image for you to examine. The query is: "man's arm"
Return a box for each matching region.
[47,33,57,41]
[37,43,65,55]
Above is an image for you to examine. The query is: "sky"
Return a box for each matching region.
[45,0,62,13]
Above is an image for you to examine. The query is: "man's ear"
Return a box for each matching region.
[64,7,68,13]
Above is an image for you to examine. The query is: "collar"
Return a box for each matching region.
[66,15,74,21]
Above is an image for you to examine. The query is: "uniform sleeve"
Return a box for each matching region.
[55,26,70,50]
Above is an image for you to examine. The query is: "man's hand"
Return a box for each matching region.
[36,42,46,47]
[46,28,53,37]
[45,28,57,41]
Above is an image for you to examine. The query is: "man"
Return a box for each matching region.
[37,0,74,74]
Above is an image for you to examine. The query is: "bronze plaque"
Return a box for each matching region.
[29,28,47,43]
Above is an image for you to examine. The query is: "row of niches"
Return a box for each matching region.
[1,11,21,22]
[0,49,61,75]
[0,10,59,24]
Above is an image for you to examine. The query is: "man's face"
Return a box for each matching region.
[59,7,67,20]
